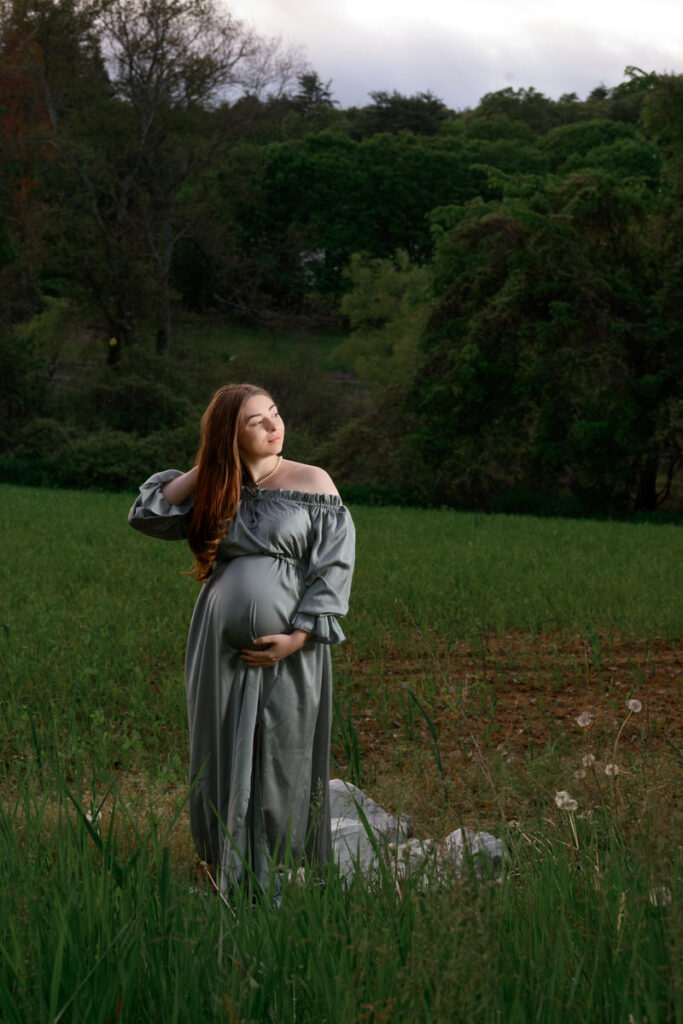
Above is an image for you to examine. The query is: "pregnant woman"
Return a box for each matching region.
[128,383,355,890]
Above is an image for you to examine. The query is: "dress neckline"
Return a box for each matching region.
[241,486,343,508]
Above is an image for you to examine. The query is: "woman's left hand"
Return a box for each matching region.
[240,629,310,667]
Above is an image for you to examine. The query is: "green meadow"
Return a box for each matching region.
[1,483,681,1022]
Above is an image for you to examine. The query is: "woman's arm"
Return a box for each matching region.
[162,465,198,506]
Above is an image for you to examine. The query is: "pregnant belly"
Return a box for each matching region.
[208,555,302,651]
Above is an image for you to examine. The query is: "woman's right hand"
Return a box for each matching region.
[239,630,310,668]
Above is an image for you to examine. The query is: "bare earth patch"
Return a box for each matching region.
[6,630,680,876]
[336,630,683,837]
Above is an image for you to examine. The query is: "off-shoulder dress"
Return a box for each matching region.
[128,470,355,888]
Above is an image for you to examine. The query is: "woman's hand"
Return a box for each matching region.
[240,629,310,667]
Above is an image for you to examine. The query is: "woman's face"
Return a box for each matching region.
[237,394,285,461]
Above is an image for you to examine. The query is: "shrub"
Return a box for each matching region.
[13,418,71,460]
[54,376,192,436]
[0,329,49,444]
[0,423,199,491]
[58,426,198,490]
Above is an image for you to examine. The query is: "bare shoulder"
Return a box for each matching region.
[280,460,340,497]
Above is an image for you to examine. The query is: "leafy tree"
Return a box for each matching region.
[237,129,486,305]
[640,72,683,194]
[563,138,662,184]
[349,89,451,138]
[318,252,432,499]
[291,72,335,112]
[0,0,304,353]
[584,72,652,125]
[406,167,681,511]
[336,251,432,388]
[541,119,638,170]
[0,0,105,318]
[637,73,683,504]
[467,86,564,134]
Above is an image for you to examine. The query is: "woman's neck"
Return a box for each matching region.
[242,455,282,487]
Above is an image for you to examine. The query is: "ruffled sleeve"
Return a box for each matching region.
[127,469,194,541]
[290,502,355,644]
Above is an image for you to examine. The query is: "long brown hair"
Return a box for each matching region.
[187,383,271,582]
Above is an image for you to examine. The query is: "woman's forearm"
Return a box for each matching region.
[162,466,198,506]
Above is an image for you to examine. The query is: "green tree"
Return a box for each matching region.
[408,166,681,511]
[0,0,304,353]
[468,86,563,134]
[291,72,335,112]
[0,0,106,319]
[317,252,432,499]
[237,129,486,306]
[349,89,451,138]
[637,73,683,504]
[541,119,639,170]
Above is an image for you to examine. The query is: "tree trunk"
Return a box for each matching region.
[634,458,658,510]
[156,274,172,354]
[155,220,173,354]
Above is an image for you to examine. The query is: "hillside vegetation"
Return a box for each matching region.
[1,0,681,516]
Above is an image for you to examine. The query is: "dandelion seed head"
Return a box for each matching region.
[576,711,593,728]
[582,753,596,767]
[648,886,672,907]
[604,763,620,777]
[627,699,642,713]
[574,768,586,779]
[555,791,578,811]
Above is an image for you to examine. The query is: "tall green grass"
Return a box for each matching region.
[352,505,683,641]
[1,483,681,777]
[1,484,681,1022]
[1,776,679,1023]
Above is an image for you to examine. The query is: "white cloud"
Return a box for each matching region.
[225,0,683,107]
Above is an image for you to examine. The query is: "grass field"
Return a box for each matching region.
[1,484,681,1022]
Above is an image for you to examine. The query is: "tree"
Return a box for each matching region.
[469,87,561,134]
[291,72,335,112]
[407,166,681,511]
[0,0,305,353]
[0,0,105,318]
[637,73,683,505]
[236,129,486,306]
[350,89,451,138]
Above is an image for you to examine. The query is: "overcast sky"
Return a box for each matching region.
[226,0,683,110]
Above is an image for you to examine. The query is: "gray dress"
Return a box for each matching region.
[128,471,355,888]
